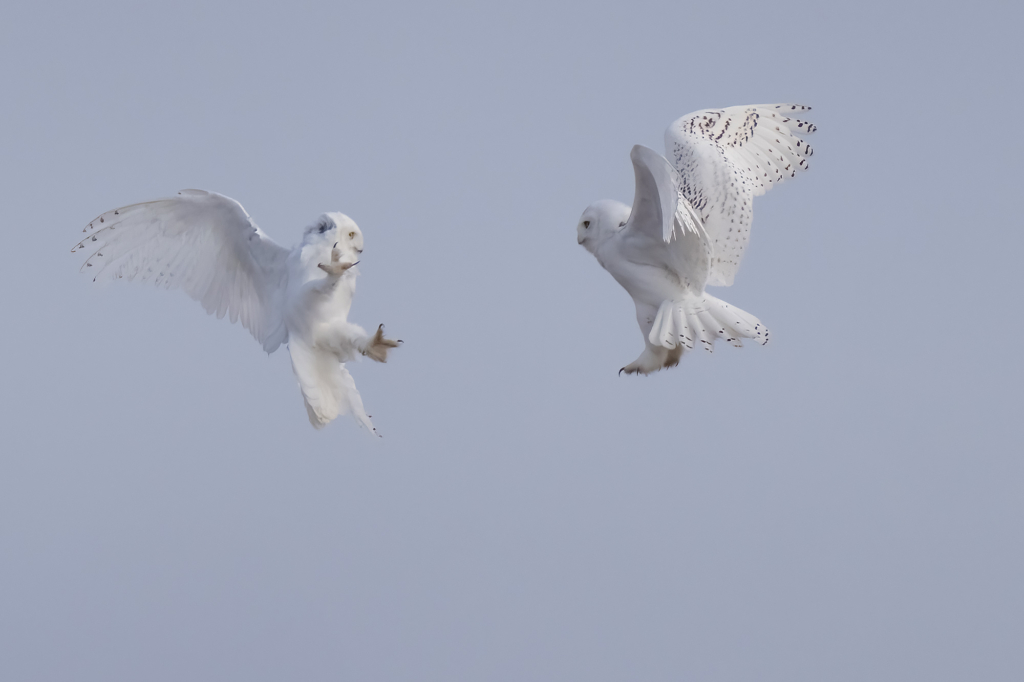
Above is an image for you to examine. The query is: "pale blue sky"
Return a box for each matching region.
[1,0,1022,680]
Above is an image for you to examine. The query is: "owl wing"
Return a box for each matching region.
[664,104,815,286]
[620,145,711,291]
[72,189,291,353]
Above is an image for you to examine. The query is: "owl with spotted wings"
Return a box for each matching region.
[577,104,816,375]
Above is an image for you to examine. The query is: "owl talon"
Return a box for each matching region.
[318,260,357,276]
[363,324,401,363]
[318,246,358,276]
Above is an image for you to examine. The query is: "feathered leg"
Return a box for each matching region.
[621,302,672,375]
[288,339,377,434]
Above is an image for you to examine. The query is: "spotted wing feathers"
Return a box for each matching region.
[665,104,815,286]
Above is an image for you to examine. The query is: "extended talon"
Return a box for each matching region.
[318,247,358,276]
[318,260,357,275]
[363,323,401,363]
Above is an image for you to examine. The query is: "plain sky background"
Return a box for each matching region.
[1,0,1022,680]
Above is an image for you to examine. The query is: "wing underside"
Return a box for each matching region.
[72,189,291,352]
[622,145,712,291]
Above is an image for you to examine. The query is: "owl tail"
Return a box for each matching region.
[287,340,377,435]
[649,294,769,352]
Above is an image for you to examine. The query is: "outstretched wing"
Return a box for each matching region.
[72,189,291,352]
[621,145,711,292]
[664,104,815,286]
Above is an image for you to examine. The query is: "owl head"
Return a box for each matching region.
[577,200,630,253]
[304,212,364,255]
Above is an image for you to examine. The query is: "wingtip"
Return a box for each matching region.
[629,144,657,162]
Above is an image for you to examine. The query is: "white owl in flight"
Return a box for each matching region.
[577,103,816,375]
[72,190,400,434]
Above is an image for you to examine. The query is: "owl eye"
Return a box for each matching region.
[348,231,356,239]
[583,221,590,228]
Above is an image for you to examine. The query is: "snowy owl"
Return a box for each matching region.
[577,104,816,375]
[72,189,401,434]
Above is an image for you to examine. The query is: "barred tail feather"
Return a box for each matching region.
[647,295,768,353]
[688,312,714,352]
[706,296,769,346]
[624,294,769,375]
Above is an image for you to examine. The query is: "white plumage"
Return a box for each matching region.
[577,104,815,375]
[72,189,400,433]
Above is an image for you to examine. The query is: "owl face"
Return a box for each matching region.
[305,212,364,254]
[577,200,630,252]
